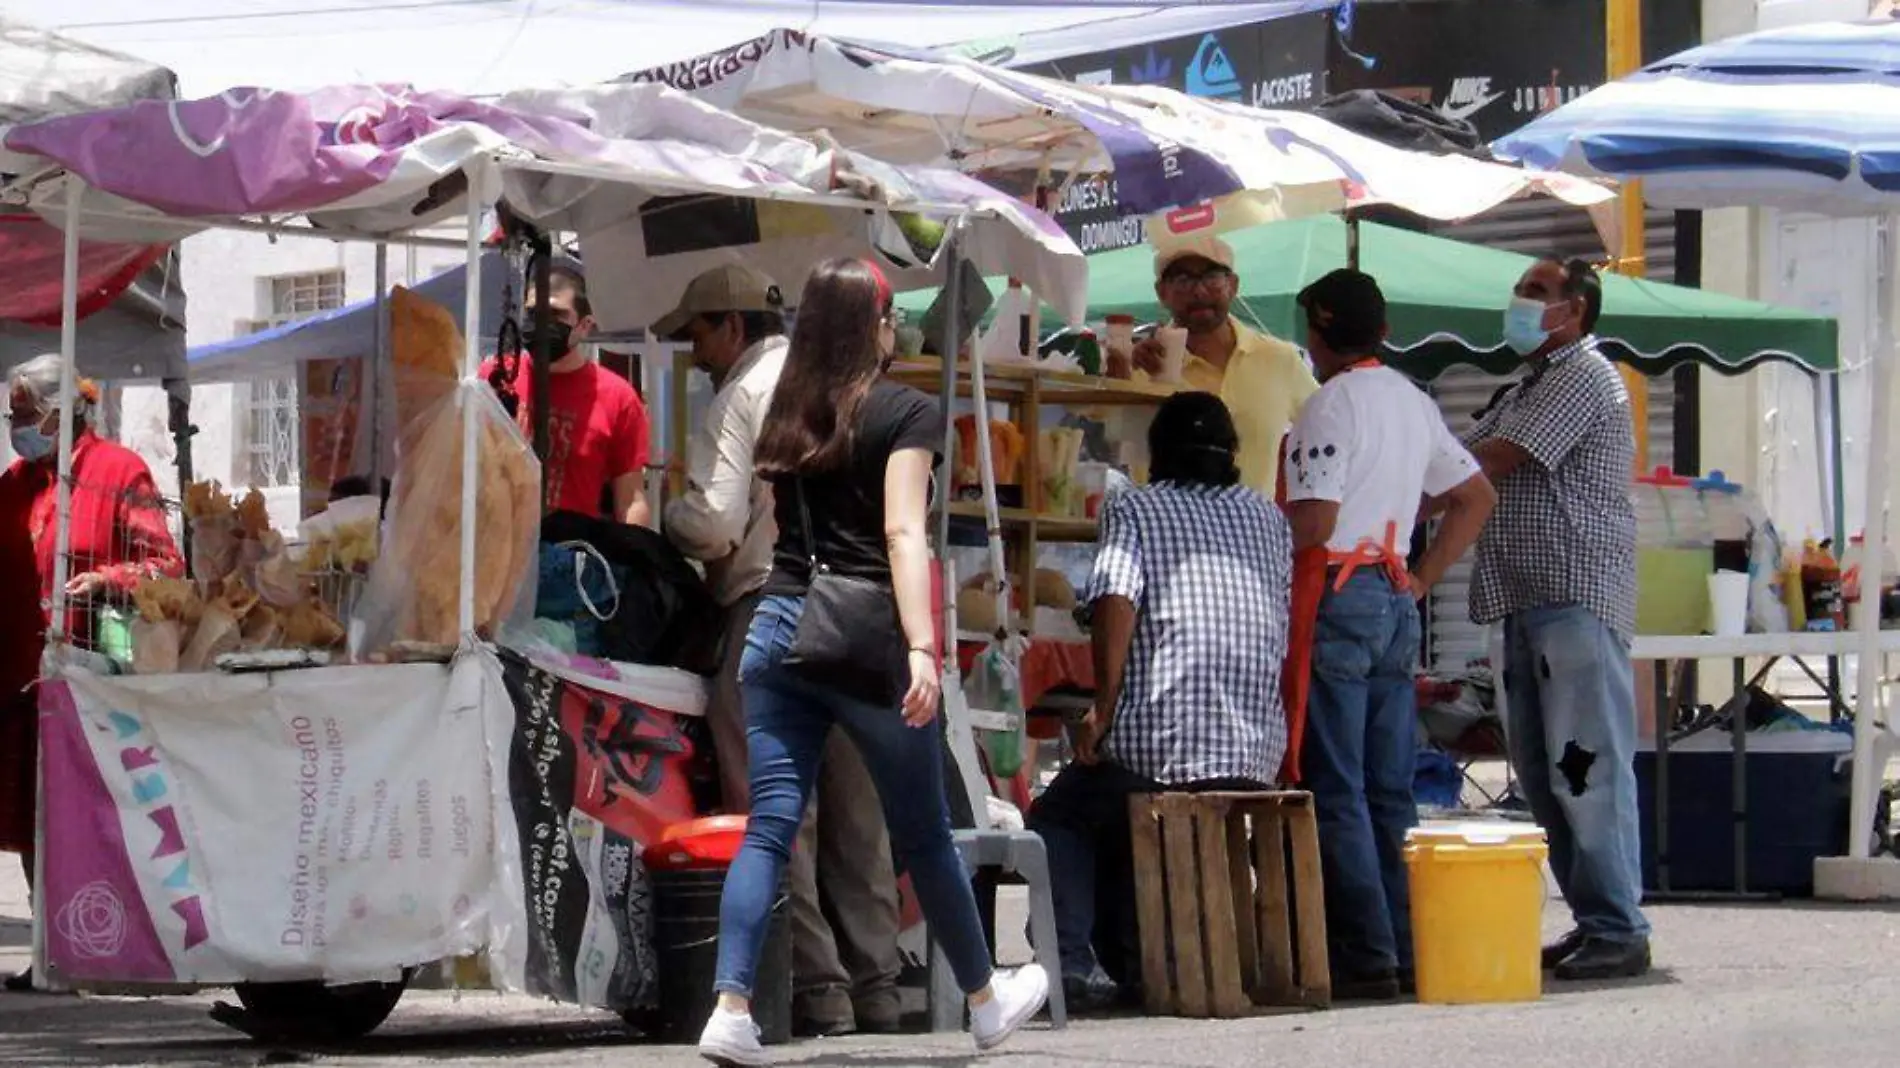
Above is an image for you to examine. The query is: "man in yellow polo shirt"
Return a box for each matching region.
[1113,234,1319,493]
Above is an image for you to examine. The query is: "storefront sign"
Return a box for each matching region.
[1012,11,1332,253]
[1325,0,1697,143]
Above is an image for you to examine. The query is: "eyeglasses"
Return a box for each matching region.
[3,408,46,427]
[1162,269,1233,291]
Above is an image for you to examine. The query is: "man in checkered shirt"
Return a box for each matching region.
[1462,257,1651,982]
[1027,392,1292,1012]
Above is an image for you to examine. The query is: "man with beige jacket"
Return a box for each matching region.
[656,265,903,1035]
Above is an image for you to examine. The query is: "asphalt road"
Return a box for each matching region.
[7,852,1900,1068]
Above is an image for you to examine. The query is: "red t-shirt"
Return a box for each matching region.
[482,356,649,518]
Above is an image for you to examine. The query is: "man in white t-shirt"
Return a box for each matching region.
[1282,269,1496,1000]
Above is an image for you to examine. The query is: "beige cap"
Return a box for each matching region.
[1153,234,1236,280]
[652,264,784,339]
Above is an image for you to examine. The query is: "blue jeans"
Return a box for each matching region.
[1299,571,1421,978]
[713,595,995,998]
[1502,604,1650,941]
[1029,762,1264,981]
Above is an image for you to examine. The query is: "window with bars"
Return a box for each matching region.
[237,270,345,488]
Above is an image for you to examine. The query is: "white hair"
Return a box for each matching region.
[7,354,90,424]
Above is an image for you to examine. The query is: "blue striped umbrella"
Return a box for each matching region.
[1493,18,1900,214]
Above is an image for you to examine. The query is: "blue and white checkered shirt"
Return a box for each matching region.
[1083,481,1292,785]
[1463,336,1638,640]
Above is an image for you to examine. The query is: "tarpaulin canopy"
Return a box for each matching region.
[614,29,1609,227]
[0,16,181,378]
[0,81,1089,330]
[187,253,507,382]
[4,1,1319,98]
[897,215,1839,377]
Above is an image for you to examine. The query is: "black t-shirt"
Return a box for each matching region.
[764,380,942,595]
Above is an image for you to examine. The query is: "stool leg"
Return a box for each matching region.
[1012,840,1068,1029]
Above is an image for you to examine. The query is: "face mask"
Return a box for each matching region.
[10,425,54,462]
[527,320,574,356]
[1502,297,1554,356]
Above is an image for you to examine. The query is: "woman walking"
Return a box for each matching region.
[697,259,1048,1064]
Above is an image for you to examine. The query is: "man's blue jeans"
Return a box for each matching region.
[1502,603,1650,942]
[712,595,995,998]
[1300,571,1421,978]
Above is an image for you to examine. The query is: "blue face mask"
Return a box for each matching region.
[10,424,54,462]
[1502,297,1555,356]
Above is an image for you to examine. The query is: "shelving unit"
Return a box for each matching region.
[891,356,1182,633]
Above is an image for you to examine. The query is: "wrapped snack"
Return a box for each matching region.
[253,531,305,608]
[282,599,346,650]
[183,480,241,581]
[356,287,541,651]
[236,488,271,539]
[241,604,283,650]
[130,619,182,675]
[179,604,243,672]
[132,577,204,627]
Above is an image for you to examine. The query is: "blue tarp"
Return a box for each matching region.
[186,253,508,381]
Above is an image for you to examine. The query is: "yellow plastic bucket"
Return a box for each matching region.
[1406,823,1548,1005]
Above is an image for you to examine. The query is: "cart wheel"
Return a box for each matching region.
[230,969,412,1043]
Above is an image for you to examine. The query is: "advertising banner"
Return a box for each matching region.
[38,658,498,986]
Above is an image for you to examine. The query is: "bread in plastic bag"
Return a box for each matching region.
[354,287,541,654]
[130,619,181,675]
[253,531,305,608]
[179,604,243,672]
[190,516,240,582]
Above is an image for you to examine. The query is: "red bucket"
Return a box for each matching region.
[642,815,747,871]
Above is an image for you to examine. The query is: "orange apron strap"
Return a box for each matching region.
[1325,520,1409,593]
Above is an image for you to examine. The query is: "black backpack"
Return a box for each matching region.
[539,510,723,675]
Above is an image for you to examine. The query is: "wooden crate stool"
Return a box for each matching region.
[1128,791,1330,1016]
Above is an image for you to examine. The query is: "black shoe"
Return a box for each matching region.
[2,970,32,993]
[793,1014,857,1038]
[1541,928,1587,970]
[1334,969,1402,1002]
[1553,936,1651,982]
[1062,967,1121,1013]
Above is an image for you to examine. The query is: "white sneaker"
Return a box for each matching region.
[697,1007,770,1067]
[970,964,1049,1052]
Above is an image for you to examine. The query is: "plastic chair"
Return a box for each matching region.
[926,828,1068,1033]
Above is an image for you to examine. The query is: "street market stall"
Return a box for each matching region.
[1496,16,1900,899]
[0,77,1087,1039]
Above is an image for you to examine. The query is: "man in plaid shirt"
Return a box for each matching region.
[1462,258,1651,982]
[1027,392,1292,1011]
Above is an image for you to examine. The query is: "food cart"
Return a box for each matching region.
[1,78,1088,1040]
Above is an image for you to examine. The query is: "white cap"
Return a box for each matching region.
[1153,233,1236,280]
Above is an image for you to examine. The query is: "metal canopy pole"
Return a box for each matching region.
[1848,215,1898,859]
[458,174,493,639]
[933,218,997,831]
[367,242,390,487]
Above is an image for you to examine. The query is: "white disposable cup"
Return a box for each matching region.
[1708,570,1749,637]
[1155,325,1189,383]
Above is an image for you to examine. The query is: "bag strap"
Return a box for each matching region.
[794,477,826,575]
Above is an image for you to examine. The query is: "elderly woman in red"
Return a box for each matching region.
[1,353,183,991]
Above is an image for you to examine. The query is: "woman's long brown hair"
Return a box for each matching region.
[755,257,891,475]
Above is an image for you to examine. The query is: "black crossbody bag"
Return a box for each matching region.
[780,478,908,707]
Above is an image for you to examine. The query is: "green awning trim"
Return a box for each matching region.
[898,214,1837,378]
